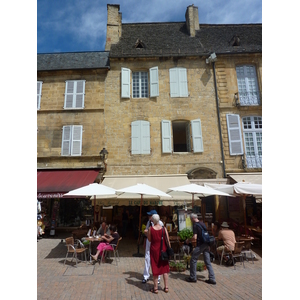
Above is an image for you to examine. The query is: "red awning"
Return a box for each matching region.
[37,169,100,198]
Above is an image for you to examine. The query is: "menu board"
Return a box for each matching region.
[177,209,193,231]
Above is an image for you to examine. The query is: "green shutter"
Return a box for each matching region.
[161,120,172,153]
[149,66,159,97]
[191,119,203,153]
[121,68,131,98]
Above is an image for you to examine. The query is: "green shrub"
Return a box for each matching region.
[178,228,193,240]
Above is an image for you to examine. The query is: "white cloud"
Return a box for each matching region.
[37,0,262,53]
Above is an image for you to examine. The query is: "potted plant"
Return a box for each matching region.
[196,261,207,272]
[177,228,193,241]
[169,261,186,272]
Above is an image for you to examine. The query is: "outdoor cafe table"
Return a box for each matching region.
[84,236,103,262]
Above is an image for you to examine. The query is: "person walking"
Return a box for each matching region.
[185,213,216,284]
[147,214,170,294]
[142,210,163,284]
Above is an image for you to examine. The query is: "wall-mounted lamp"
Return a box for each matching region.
[206,52,217,64]
[99,148,109,171]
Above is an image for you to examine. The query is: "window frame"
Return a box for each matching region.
[169,67,188,97]
[64,80,86,109]
[132,71,149,98]
[61,125,83,156]
[121,67,159,99]
[131,120,151,155]
[242,116,262,168]
[161,119,203,153]
[236,65,260,105]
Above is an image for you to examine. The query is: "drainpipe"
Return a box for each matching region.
[212,61,226,178]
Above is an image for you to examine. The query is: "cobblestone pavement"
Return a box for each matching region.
[37,233,262,300]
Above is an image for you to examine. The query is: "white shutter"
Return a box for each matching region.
[71,125,83,156]
[169,68,179,97]
[141,121,151,154]
[75,80,85,108]
[65,81,74,108]
[179,68,188,97]
[61,126,71,156]
[37,81,42,110]
[121,68,131,98]
[131,121,141,154]
[149,67,159,97]
[191,119,203,153]
[161,120,172,153]
[226,114,244,155]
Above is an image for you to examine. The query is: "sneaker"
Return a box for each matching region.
[142,278,149,283]
[205,279,216,285]
[185,277,197,283]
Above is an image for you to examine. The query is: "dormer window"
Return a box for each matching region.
[135,39,145,49]
[231,35,240,46]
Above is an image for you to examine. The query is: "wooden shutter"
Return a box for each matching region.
[149,67,159,97]
[131,121,141,154]
[226,114,244,155]
[65,81,74,108]
[161,120,172,153]
[37,81,42,110]
[71,125,83,156]
[169,68,179,97]
[141,121,150,154]
[61,126,71,156]
[191,119,203,153]
[179,68,188,97]
[75,80,85,108]
[121,68,131,98]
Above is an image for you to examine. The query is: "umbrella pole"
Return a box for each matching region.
[243,195,247,234]
[133,194,144,257]
[93,195,96,227]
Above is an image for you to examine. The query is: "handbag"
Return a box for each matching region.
[160,228,174,261]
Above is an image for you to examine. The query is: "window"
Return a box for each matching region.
[161,119,203,153]
[236,65,260,105]
[37,81,43,110]
[169,67,188,97]
[242,116,262,168]
[61,125,83,156]
[133,72,148,98]
[131,120,150,154]
[121,67,159,98]
[64,80,86,109]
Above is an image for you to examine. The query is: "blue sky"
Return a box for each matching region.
[37,0,262,54]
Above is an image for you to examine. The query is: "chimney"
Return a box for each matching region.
[105,4,122,51]
[185,4,199,37]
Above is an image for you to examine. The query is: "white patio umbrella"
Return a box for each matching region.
[116,183,172,256]
[167,183,231,207]
[63,183,117,224]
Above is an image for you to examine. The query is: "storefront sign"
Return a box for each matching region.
[37,192,65,199]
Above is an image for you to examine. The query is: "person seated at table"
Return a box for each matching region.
[216,222,236,260]
[91,225,119,262]
[212,221,221,237]
[96,222,110,236]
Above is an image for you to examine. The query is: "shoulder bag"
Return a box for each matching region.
[160,227,174,261]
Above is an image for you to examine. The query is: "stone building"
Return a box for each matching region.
[37,4,262,228]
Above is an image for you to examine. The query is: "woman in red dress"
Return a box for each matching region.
[148,214,170,294]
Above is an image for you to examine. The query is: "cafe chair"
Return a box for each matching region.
[64,237,87,267]
[100,237,122,266]
[227,242,245,269]
[241,239,254,264]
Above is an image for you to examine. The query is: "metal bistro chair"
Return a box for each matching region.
[241,239,254,264]
[64,237,87,267]
[227,242,245,269]
[100,237,122,266]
